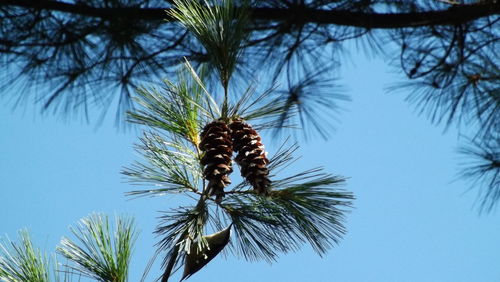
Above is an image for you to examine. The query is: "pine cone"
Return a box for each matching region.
[229,119,271,195]
[199,121,233,201]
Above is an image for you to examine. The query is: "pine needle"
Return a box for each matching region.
[222,169,352,262]
[0,230,51,282]
[123,132,202,197]
[56,214,137,282]
[168,0,250,91]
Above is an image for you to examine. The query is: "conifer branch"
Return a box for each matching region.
[0,230,51,282]
[56,214,137,282]
[458,137,500,213]
[3,0,498,28]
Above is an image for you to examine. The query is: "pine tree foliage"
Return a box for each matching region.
[124,131,203,196]
[57,214,137,282]
[0,215,137,282]
[127,64,215,145]
[224,168,350,262]
[0,230,51,282]
[167,0,250,92]
[391,12,499,139]
[459,137,500,213]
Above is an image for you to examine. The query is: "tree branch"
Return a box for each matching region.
[3,0,499,28]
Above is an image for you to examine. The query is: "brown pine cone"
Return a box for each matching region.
[229,118,271,195]
[199,120,233,201]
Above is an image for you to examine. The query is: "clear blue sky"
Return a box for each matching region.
[1,54,499,282]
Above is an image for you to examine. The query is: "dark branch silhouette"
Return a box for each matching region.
[3,0,499,28]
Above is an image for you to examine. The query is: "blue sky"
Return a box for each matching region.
[1,54,499,282]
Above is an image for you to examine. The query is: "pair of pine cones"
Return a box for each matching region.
[199,118,270,201]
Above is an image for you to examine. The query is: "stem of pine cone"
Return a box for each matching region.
[221,85,229,119]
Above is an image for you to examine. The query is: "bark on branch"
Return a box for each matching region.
[3,0,500,29]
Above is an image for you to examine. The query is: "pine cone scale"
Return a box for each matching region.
[199,121,233,201]
[229,118,271,195]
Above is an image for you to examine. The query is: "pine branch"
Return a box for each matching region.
[0,230,51,282]
[222,168,352,262]
[56,214,137,282]
[273,62,349,139]
[458,137,500,213]
[123,132,202,197]
[156,201,209,281]
[227,84,297,131]
[128,62,216,146]
[390,21,499,139]
[168,0,250,95]
[3,0,499,28]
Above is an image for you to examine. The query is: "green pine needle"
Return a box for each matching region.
[227,84,298,131]
[222,170,352,262]
[123,132,202,197]
[156,201,209,273]
[168,0,250,92]
[128,61,218,146]
[458,137,500,213]
[0,230,51,282]
[57,214,137,282]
